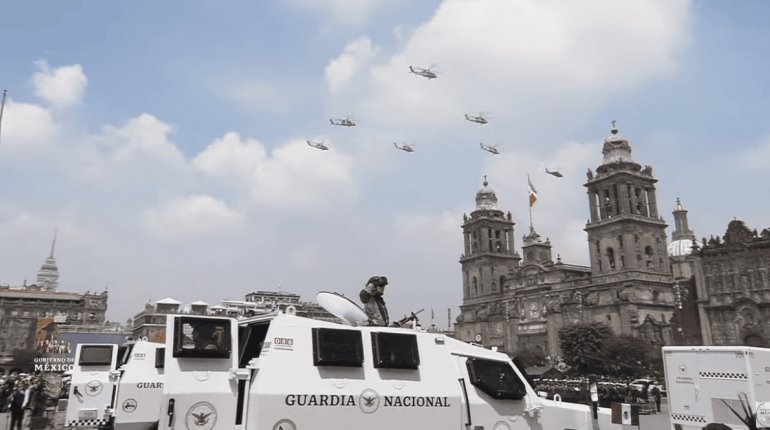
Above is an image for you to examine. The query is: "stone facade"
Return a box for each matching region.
[455,124,679,357]
[0,285,108,369]
[693,221,770,346]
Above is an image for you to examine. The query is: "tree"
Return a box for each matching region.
[12,348,40,372]
[515,346,547,368]
[558,322,613,374]
[601,334,652,376]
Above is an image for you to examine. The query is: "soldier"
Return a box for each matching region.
[8,381,28,430]
[359,276,389,326]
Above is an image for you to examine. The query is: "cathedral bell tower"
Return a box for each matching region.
[584,123,670,277]
[460,177,520,300]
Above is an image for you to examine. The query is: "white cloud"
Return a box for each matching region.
[325,36,377,94]
[143,194,243,238]
[0,100,58,152]
[192,132,267,179]
[358,0,691,134]
[101,114,185,164]
[194,133,357,209]
[32,61,88,109]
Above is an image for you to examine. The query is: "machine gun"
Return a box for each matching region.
[393,309,424,327]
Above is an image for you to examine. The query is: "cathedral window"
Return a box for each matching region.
[473,277,478,296]
[606,247,616,270]
[500,276,506,290]
[644,246,654,268]
[491,281,497,292]
[620,255,625,269]
[618,235,624,249]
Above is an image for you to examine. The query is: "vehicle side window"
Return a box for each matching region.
[371,332,420,369]
[312,328,363,367]
[80,345,114,366]
[155,348,165,368]
[466,357,526,400]
[172,317,231,359]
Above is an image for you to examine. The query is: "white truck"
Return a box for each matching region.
[663,345,770,430]
[65,340,164,430]
[153,292,623,430]
[65,343,120,428]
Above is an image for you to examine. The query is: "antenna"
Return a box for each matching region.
[0,89,6,145]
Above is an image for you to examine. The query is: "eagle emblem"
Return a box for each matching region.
[358,389,380,414]
[185,402,217,430]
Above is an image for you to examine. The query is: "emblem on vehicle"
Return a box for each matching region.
[185,401,217,430]
[359,389,380,414]
[757,402,770,427]
[272,419,297,430]
[679,364,687,374]
[122,398,138,413]
[85,380,103,396]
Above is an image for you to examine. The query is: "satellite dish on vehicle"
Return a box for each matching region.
[316,291,369,326]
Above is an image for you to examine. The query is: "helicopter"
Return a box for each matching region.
[393,142,415,153]
[464,113,489,125]
[409,65,438,80]
[480,142,500,155]
[307,139,329,151]
[329,117,356,127]
[545,167,563,177]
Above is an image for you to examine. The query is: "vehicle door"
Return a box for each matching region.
[65,343,119,428]
[159,316,238,430]
[453,353,540,430]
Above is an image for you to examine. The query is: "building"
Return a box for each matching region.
[132,291,338,341]
[691,221,770,346]
[455,124,681,357]
[0,237,109,373]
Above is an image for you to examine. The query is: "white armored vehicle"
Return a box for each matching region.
[65,340,164,430]
[154,292,622,430]
[663,345,770,430]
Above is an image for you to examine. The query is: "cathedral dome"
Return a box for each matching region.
[668,238,702,257]
[475,177,499,211]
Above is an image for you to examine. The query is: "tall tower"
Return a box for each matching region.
[668,198,702,280]
[584,123,670,276]
[36,232,60,291]
[460,177,520,300]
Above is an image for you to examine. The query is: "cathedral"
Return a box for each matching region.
[455,124,686,357]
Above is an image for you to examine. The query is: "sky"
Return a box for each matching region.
[1,0,769,327]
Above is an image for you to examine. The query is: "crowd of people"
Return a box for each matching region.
[532,376,662,412]
[0,373,52,430]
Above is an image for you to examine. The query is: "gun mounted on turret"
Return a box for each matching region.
[394,309,424,328]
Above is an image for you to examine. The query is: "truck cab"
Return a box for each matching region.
[65,343,120,428]
[112,340,165,430]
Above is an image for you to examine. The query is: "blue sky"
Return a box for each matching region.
[1,0,769,326]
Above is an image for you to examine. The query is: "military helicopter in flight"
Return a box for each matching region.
[307,139,329,151]
[480,142,500,155]
[393,142,415,153]
[545,167,563,177]
[329,117,356,127]
[464,112,489,125]
[409,65,438,80]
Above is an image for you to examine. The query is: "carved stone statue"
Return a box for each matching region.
[586,168,594,180]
